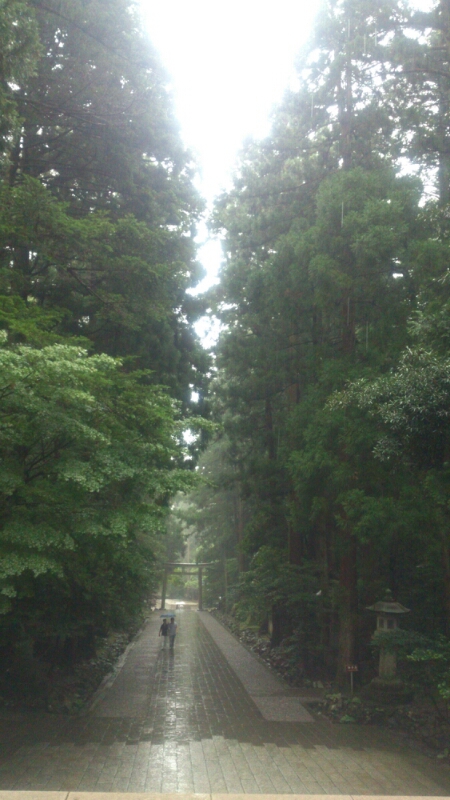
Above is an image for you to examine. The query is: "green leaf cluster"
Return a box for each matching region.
[180,0,450,685]
[0,344,193,639]
[0,0,208,665]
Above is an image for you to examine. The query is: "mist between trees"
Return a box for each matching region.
[170,0,450,694]
[0,0,450,703]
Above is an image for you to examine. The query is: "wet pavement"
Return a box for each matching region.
[0,609,449,794]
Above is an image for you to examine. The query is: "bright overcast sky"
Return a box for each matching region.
[139,0,432,339]
[140,1,318,203]
[139,0,320,299]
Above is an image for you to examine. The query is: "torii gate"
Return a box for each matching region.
[160,562,215,611]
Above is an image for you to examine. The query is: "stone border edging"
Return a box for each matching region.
[0,791,446,800]
[82,620,150,716]
[199,612,314,722]
[206,612,322,702]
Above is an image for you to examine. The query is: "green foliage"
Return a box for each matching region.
[407,639,450,702]
[371,628,431,656]
[336,347,450,463]
[0,0,41,164]
[234,547,319,625]
[0,344,196,641]
[371,630,450,704]
[0,0,210,672]
[0,0,209,406]
[186,0,450,689]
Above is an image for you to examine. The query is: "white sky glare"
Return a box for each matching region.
[139,0,432,317]
[140,1,318,204]
[139,0,320,299]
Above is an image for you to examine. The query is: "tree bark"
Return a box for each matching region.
[288,507,303,565]
[265,396,276,461]
[440,529,450,636]
[236,490,245,573]
[336,526,358,685]
[438,0,450,206]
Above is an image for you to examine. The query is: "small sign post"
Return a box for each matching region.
[345,664,358,694]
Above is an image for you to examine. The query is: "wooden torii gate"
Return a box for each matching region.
[160,562,215,611]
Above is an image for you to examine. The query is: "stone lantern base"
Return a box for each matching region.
[361,677,414,705]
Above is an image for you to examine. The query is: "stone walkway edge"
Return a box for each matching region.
[2,611,448,795]
[198,614,314,723]
[0,793,448,800]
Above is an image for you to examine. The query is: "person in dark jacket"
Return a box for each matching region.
[159,618,169,648]
[168,617,178,649]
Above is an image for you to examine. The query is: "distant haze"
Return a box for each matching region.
[139,0,431,301]
[140,1,317,204]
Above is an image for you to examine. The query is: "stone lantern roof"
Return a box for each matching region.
[366,594,410,615]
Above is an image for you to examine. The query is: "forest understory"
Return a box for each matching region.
[212,610,450,766]
[0,628,136,716]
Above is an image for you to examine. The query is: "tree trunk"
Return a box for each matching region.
[342,295,356,354]
[438,0,450,206]
[236,490,245,573]
[288,508,303,565]
[265,396,276,460]
[270,604,285,647]
[440,529,450,636]
[336,527,358,685]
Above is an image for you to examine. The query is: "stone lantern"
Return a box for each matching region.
[363,592,411,703]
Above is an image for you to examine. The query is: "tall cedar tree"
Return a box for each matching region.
[2,0,209,405]
[0,1,208,663]
[208,0,434,680]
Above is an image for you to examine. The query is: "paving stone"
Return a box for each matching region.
[0,794,67,800]
[1,609,450,794]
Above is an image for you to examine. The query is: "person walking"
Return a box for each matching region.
[159,618,169,649]
[168,617,178,649]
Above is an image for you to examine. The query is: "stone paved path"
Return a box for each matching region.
[199,614,313,723]
[0,608,449,794]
